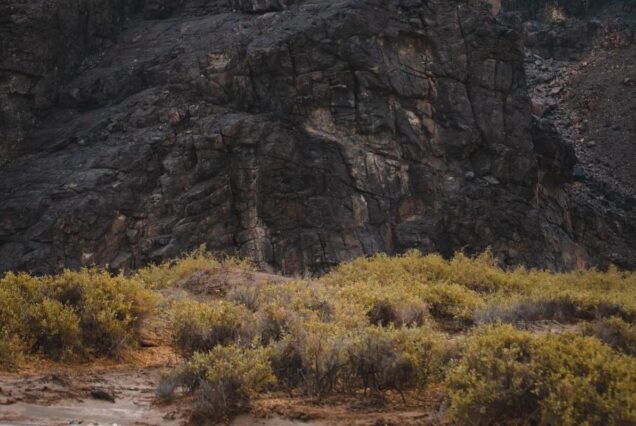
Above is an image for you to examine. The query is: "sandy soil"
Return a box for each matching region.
[0,350,445,426]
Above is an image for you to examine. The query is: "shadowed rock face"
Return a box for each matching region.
[0,0,633,275]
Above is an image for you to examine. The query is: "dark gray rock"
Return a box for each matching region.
[0,0,634,275]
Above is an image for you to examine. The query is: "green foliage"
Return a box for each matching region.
[135,245,251,289]
[0,268,155,363]
[421,284,484,325]
[446,325,636,425]
[583,317,636,356]
[163,247,635,423]
[0,330,23,369]
[346,325,444,398]
[135,245,221,289]
[266,320,445,400]
[4,246,635,426]
[172,300,253,356]
[159,344,275,419]
[27,299,81,359]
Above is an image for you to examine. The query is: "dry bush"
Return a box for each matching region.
[0,269,155,363]
[446,324,636,425]
[159,344,275,420]
[347,326,444,400]
[135,245,251,290]
[172,300,253,356]
[475,292,634,325]
[421,284,484,326]
[583,317,636,356]
[227,282,262,311]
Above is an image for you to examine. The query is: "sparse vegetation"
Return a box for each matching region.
[583,316,636,356]
[158,344,275,420]
[172,299,253,356]
[135,244,250,289]
[2,249,635,424]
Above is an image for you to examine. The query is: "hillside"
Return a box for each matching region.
[1,0,634,275]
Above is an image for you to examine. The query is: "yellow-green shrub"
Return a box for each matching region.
[476,290,635,325]
[325,250,519,294]
[0,268,155,362]
[135,245,221,289]
[172,300,253,356]
[43,269,156,356]
[346,325,444,398]
[446,325,636,425]
[27,299,81,360]
[0,331,23,369]
[256,303,301,344]
[421,283,484,325]
[285,320,349,397]
[583,317,636,356]
[267,319,445,399]
[135,245,251,289]
[159,344,275,419]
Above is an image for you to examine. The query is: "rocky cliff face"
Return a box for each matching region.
[0,0,633,275]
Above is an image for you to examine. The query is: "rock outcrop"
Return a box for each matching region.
[0,0,633,275]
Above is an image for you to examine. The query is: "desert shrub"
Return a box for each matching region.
[421,284,484,325]
[159,344,275,420]
[293,321,349,397]
[135,245,251,290]
[366,299,428,328]
[446,325,636,425]
[445,251,520,293]
[172,300,253,356]
[256,303,301,345]
[583,317,636,356]
[475,297,584,324]
[227,282,262,311]
[43,269,156,356]
[326,250,519,294]
[269,336,305,390]
[475,291,634,325]
[367,300,398,327]
[267,319,445,399]
[0,269,155,363]
[135,245,223,289]
[347,326,444,399]
[27,299,81,360]
[0,331,23,369]
[0,280,30,336]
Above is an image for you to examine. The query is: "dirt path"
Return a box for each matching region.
[0,348,183,426]
[0,357,444,426]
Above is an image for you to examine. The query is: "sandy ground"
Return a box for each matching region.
[0,349,445,426]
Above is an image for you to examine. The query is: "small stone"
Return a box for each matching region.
[464,171,476,181]
[90,388,115,403]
